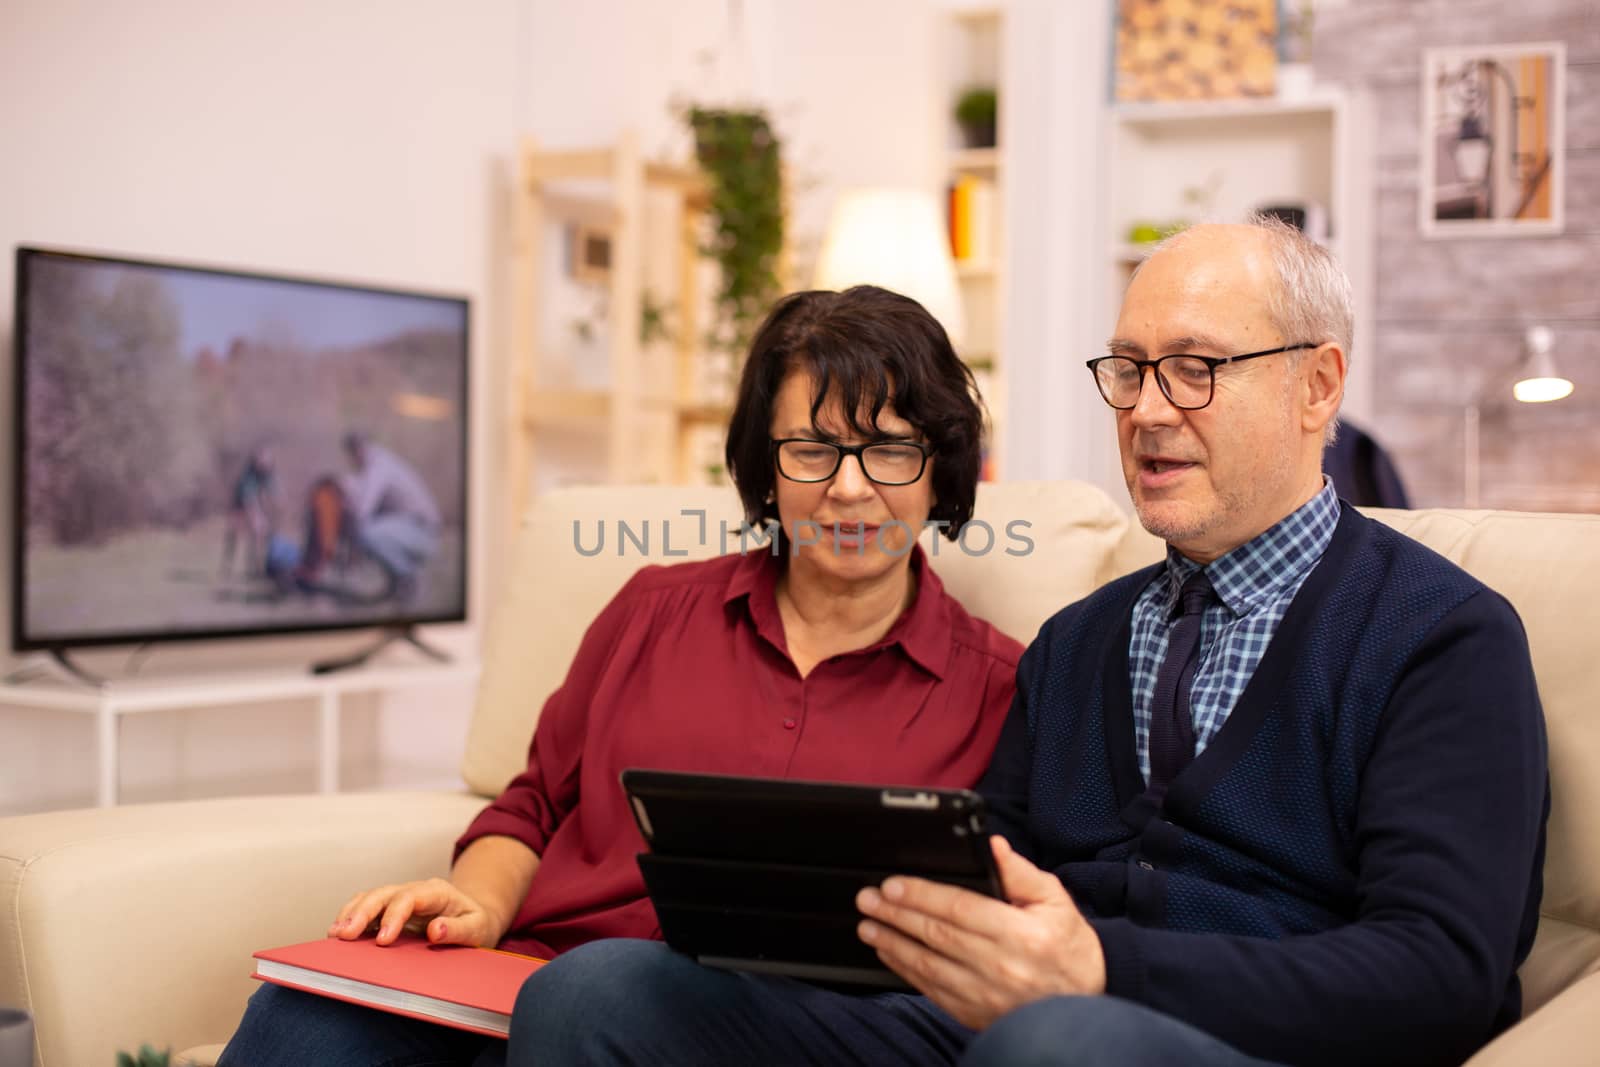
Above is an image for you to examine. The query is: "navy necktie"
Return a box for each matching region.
[1148,570,1216,793]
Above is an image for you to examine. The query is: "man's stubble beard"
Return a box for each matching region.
[1128,402,1301,548]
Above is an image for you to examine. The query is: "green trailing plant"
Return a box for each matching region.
[638,290,674,347]
[117,1045,172,1067]
[686,106,785,355]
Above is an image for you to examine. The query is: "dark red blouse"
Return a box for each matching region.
[455,545,1022,959]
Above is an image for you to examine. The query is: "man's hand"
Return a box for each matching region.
[856,835,1106,1029]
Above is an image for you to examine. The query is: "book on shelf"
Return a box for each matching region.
[947,175,998,266]
[252,935,547,1038]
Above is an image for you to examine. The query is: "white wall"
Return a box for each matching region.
[1000,0,1124,498]
[0,0,947,814]
[768,1,944,276]
[0,0,521,813]
[520,0,944,280]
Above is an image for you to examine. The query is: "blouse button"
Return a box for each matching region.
[783,718,797,730]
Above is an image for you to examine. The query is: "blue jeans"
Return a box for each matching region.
[217,982,506,1067]
[509,940,969,1066]
[508,938,1280,1067]
[962,996,1283,1067]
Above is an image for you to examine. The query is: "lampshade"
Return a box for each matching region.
[1512,325,1574,403]
[812,188,966,347]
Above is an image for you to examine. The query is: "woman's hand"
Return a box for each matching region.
[328,877,504,948]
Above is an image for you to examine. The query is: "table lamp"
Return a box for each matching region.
[812,188,966,349]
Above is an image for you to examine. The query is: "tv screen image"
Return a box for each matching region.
[13,248,469,649]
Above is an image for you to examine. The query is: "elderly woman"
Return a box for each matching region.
[217,285,1021,1067]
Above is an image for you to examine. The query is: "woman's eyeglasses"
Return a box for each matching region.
[770,439,933,486]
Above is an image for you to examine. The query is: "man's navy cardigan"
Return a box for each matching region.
[981,506,1549,1067]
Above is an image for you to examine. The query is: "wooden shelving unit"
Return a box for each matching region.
[949,146,1003,175]
[507,134,729,535]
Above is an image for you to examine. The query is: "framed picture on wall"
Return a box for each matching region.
[567,223,614,283]
[1113,0,1278,102]
[1421,41,1566,238]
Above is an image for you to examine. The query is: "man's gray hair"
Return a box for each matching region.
[1248,212,1353,363]
[1135,215,1352,443]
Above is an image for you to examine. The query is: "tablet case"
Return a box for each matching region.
[621,769,1003,988]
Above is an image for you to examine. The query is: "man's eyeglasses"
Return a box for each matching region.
[1086,343,1317,411]
[771,439,933,486]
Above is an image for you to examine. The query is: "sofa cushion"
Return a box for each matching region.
[464,486,745,796]
[1365,508,1600,1008]
[1463,968,1600,1065]
[0,791,484,1067]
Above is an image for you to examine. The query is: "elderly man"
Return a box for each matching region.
[513,220,1548,1067]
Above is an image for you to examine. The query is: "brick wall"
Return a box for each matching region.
[1316,0,1600,511]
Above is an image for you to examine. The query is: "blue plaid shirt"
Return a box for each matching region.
[1129,478,1341,782]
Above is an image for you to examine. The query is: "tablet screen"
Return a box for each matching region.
[621,769,1004,986]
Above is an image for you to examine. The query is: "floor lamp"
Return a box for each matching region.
[1462,325,1574,507]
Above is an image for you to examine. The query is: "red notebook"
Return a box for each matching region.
[252,936,547,1038]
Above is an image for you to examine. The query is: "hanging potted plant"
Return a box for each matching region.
[686,106,785,356]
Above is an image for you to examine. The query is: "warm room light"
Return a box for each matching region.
[1463,324,1574,506]
[813,188,966,347]
[1512,326,1574,403]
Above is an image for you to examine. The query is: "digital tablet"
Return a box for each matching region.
[620,768,1004,988]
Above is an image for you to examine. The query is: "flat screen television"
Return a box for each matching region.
[11,247,469,652]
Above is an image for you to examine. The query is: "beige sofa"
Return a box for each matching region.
[3,481,1598,1066]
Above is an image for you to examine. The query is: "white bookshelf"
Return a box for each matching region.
[942,4,1008,478]
[949,146,1003,175]
[1101,88,1376,423]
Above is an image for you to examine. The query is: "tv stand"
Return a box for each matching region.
[310,626,453,676]
[1,648,109,689]
[49,648,108,688]
[0,658,480,806]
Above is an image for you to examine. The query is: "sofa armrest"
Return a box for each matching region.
[1463,969,1600,1066]
[0,790,488,1067]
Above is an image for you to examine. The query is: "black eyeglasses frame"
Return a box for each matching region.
[1085,342,1319,411]
[769,438,934,486]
